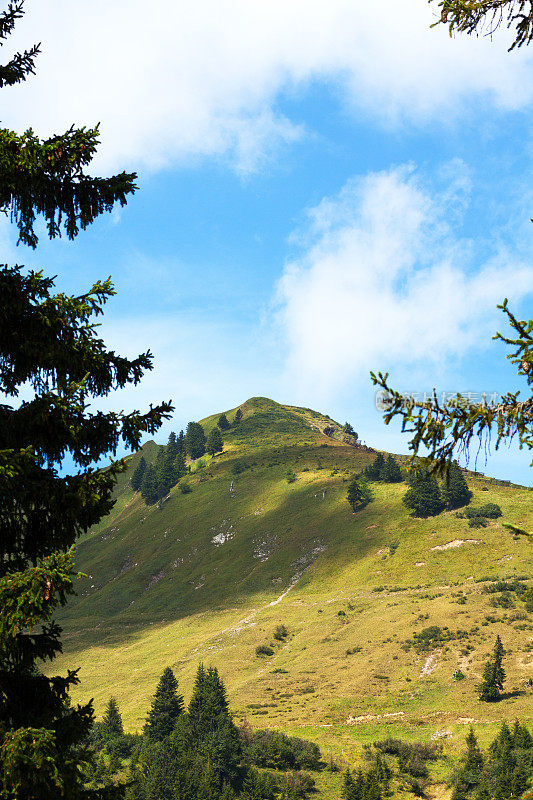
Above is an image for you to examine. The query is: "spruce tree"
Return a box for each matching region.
[167,431,179,459]
[492,635,506,689]
[134,665,242,799]
[441,461,473,510]
[364,452,385,480]
[403,472,445,517]
[102,697,124,741]
[511,719,533,749]
[186,665,241,786]
[382,454,402,483]
[144,667,184,742]
[342,769,355,800]
[173,452,187,484]
[488,723,516,799]
[452,728,484,799]
[131,455,147,491]
[347,475,373,512]
[0,6,171,796]
[155,443,179,499]
[478,660,500,702]
[185,421,207,459]
[217,414,230,431]
[233,408,243,425]
[478,636,506,701]
[0,8,136,251]
[154,448,165,497]
[186,664,214,741]
[464,727,484,774]
[207,427,223,456]
[141,463,159,505]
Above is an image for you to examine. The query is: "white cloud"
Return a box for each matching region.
[3,1,533,173]
[276,164,533,394]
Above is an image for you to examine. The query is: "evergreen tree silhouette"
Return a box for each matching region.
[403,472,445,517]
[167,431,179,459]
[207,426,224,456]
[347,475,373,512]
[185,421,207,459]
[102,697,124,740]
[186,665,241,786]
[364,452,385,480]
[452,728,484,799]
[0,6,170,794]
[478,636,506,701]
[441,461,473,510]
[131,455,147,491]
[141,463,159,505]
[382,454,402,483]
[217,414,230,430]
[144,667,184,741]
[173,451,187,483]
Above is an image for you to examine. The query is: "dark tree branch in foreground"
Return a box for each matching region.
[0,2,40,88]
[0,4,171,795]
[0,126,137,248]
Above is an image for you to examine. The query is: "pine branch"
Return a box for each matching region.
[0,2,24,41]
[430,0,533,51]
[0,42,39,86]
[0,2,40,86]
[370,301,532,474]
[0,127,137,248]
[0,551,77,642]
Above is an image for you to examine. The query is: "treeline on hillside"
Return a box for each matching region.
[342,737,442,800]
[402,460,473,518]
[86,665,322,799]
[451,723,533,800]
[131,409,245,505]
[339,723,533,800]
[131,431,187,505]
[348,454,480,520]
[345,452,404,514]
[364,453,402,483]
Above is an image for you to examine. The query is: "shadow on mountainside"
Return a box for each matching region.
[56,454,382,657]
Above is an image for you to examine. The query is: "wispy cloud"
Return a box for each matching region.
[276,163,533,396]
[3,1,533,174]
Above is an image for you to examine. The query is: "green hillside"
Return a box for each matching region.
[53,397,533,798]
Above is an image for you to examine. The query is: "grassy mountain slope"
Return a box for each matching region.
[53,397,532,796]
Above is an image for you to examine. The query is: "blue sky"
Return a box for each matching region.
[4,1,533,485]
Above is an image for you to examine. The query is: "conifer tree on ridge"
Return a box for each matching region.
[131,454,147,491]
[441,461,472,510]
[382,454,402,483]
[217,413,230,430]
[141,463,159,506]
[207,426,224,456]
[185,421,207,459]
[364,452,385,480]
[402,471,445,517]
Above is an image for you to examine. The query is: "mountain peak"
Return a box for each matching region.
[199,397,345,448]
